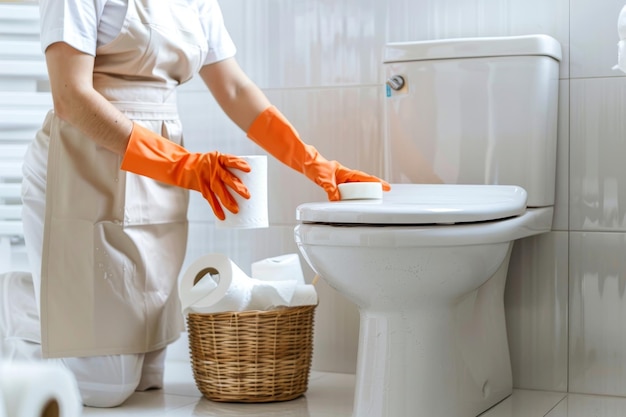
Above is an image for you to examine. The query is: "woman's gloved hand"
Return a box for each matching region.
[246,106,390,201]
[121,123,251,220]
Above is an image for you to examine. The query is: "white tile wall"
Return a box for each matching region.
[553,80,570,232]
[505,232,569,392]
[570,0,625,79]
[566,0,626,398]
[386,0,570,79]
[570,77,626,231]
[569,231,626,396]
[220,0,388,88]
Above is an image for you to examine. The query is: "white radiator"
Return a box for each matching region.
[0,3,51,273]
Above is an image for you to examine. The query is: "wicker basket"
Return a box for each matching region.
[186,304,316,403]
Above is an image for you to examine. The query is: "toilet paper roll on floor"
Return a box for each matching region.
[216,155,269,229]
[251,253,305,285]
[0,361,82,417]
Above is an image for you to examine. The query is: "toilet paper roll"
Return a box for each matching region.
[248,280,299,311]
[251,253,305,284]
[289,285,318,307]
[216,155,269,229]
[615,5,626,72]
[338,182,383,200]
[179,254,253,314]
[0,361,81,417]
[249,283,317,310]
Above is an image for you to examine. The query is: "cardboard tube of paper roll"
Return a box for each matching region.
[179,253,254,314]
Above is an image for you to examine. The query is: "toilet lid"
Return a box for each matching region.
[296,184,528,225]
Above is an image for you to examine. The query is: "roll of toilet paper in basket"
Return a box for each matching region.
[179,254,318,314]
[251,253,305,284]
[615,5,626,72]
[289,284,318,306]
[216,155,268,229]
[0,361,82,417]
[179,253,255,315]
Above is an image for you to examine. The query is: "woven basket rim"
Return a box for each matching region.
[187,303,318,317]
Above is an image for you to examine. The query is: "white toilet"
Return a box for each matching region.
[294,35,561,417]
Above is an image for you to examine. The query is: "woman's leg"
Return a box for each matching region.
[58,354,144,407]
[21,122,49,312]
[0,271,41,360]
[0,271,145,408]
[136,347,166,391]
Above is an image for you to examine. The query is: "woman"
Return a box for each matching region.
[2,0,389,407]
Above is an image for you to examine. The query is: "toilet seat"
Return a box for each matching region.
[297,184,528,225]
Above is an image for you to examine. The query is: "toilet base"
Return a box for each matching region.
[350,249,514,417]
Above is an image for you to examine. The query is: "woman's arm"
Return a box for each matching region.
[199,57,270,131]
[45,41,133,154]
[200,57,390,201]
[45,43,251,218]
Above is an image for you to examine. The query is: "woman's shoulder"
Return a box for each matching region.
[39,0,116,55]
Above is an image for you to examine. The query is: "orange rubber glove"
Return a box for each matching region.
[246,106,391,201]
[121,123,251,220]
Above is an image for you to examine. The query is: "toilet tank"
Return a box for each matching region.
[383,35,561,207]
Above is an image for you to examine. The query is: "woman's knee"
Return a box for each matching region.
[58,354,143,407]
[79,384,137,408]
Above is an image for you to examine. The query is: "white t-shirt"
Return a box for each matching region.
[39,0,236,66]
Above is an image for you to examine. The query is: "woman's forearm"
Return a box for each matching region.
[45,42,133,155]
[199,57,271,132]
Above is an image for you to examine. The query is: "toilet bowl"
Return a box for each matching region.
[294,35,561,417]
[295,184,552,416]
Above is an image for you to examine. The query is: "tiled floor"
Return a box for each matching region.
[80,361,354,417]
[481,390,626,417]
[79,359,626,417]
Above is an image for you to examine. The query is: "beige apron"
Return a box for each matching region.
[39,0,208,358]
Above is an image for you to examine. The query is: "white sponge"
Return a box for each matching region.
[338,182,383,200]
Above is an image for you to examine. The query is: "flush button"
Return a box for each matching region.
[386,75,405,90]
